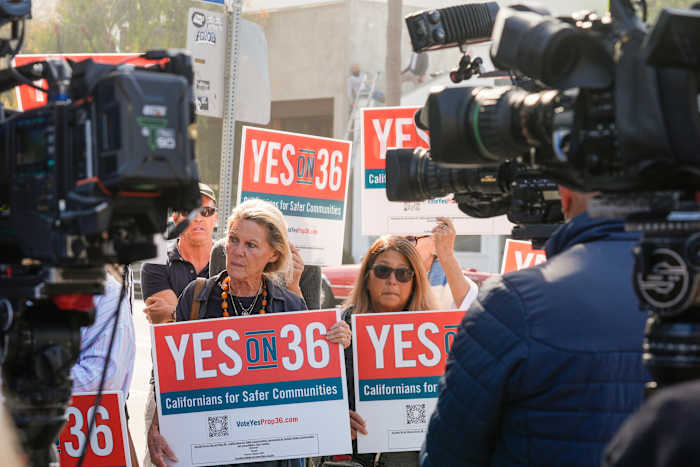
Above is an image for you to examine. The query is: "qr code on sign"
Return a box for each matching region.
[208,415,229,438]
[405,403,426,425]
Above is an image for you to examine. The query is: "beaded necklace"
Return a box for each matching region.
[220,276,267,317]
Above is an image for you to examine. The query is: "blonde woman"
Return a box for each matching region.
[147,199,350,467]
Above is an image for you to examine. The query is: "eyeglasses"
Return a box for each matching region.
[405,234,430,246]
[370,264,414,283]
[180,206,217,217]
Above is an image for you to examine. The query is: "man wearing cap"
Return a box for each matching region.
[140,182,218,324]
[140,183,218,467]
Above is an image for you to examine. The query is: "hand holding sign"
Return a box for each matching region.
[147,415,178,467]
[327,320,352,349]
[349,410,368,440]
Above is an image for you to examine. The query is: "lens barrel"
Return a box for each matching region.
[423,86,560,166]
[385,147,502,202]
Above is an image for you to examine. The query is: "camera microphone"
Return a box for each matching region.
[405,2,500,53]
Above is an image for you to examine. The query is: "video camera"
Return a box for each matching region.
[391,0,700,391]
[386,147,562,246]
[0,0,201,463]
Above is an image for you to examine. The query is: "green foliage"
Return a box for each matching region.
[24,0,192,53]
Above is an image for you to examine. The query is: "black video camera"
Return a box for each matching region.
[396,0,700,390]
[385,147,562,245]
[0,54,201,279]
[405,0,700,193]
[0,1,201,463]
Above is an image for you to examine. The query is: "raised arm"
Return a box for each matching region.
[433,217,474,309]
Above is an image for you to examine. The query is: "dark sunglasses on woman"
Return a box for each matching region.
[371,264,415,283]
[180,206,217,217]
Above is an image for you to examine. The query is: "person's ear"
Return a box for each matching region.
[268,249,280,266]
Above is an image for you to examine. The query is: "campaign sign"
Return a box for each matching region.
[351,310,464,453]
[152,309,352,466]
[58,392,131,467]
[13,54,158,110]
[500,239,547,274]
[360,106,512,235]
[237,126,352,266]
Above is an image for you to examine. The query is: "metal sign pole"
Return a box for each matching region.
[216,0,243,240]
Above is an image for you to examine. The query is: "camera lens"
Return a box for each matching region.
[423,86,560,166]
[385,147,502,202]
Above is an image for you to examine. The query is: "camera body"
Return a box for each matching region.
[407,2,700,193]
[395,0,700,389]
[0,2,203,461]
[0,57,201,285]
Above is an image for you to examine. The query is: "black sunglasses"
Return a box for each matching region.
[405,234,430,246]
[371,264,414,283]
[180,206,217,217]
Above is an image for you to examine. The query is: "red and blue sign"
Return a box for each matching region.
[153,309,345,415]
[352,310,464,401]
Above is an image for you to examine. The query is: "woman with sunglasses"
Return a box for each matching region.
[315,235,440,467]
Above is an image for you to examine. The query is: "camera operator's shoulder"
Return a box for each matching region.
[469,273,530,335]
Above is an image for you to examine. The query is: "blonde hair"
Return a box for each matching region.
[344,235,436,314]
[226,199,290,275]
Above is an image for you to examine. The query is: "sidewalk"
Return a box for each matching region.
[127,299,151,464]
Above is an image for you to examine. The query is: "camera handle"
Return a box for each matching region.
[450,49,484,84]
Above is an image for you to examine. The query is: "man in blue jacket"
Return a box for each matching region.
[421,187,649,466]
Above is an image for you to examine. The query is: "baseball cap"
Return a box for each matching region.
[199,183,217,203]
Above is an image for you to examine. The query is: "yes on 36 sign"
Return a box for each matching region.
[237,127,351,266]
[58,392,131,467]
[361,106,512,235]
[152,309,352,466]
[500,239,547,274]
[352,310,464,453]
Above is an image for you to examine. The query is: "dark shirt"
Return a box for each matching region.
[175,270,307,321]
[141,240,209,300]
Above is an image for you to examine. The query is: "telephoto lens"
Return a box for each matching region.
[385,147,502,201]
[417,86,561,166]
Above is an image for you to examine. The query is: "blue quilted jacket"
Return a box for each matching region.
[421,213,649,467]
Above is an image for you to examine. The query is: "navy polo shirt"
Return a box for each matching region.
[140,240,210,300]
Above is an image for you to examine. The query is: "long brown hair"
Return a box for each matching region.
[344,235,436,314]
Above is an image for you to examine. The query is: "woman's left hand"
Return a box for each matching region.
[326,320,352,349]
